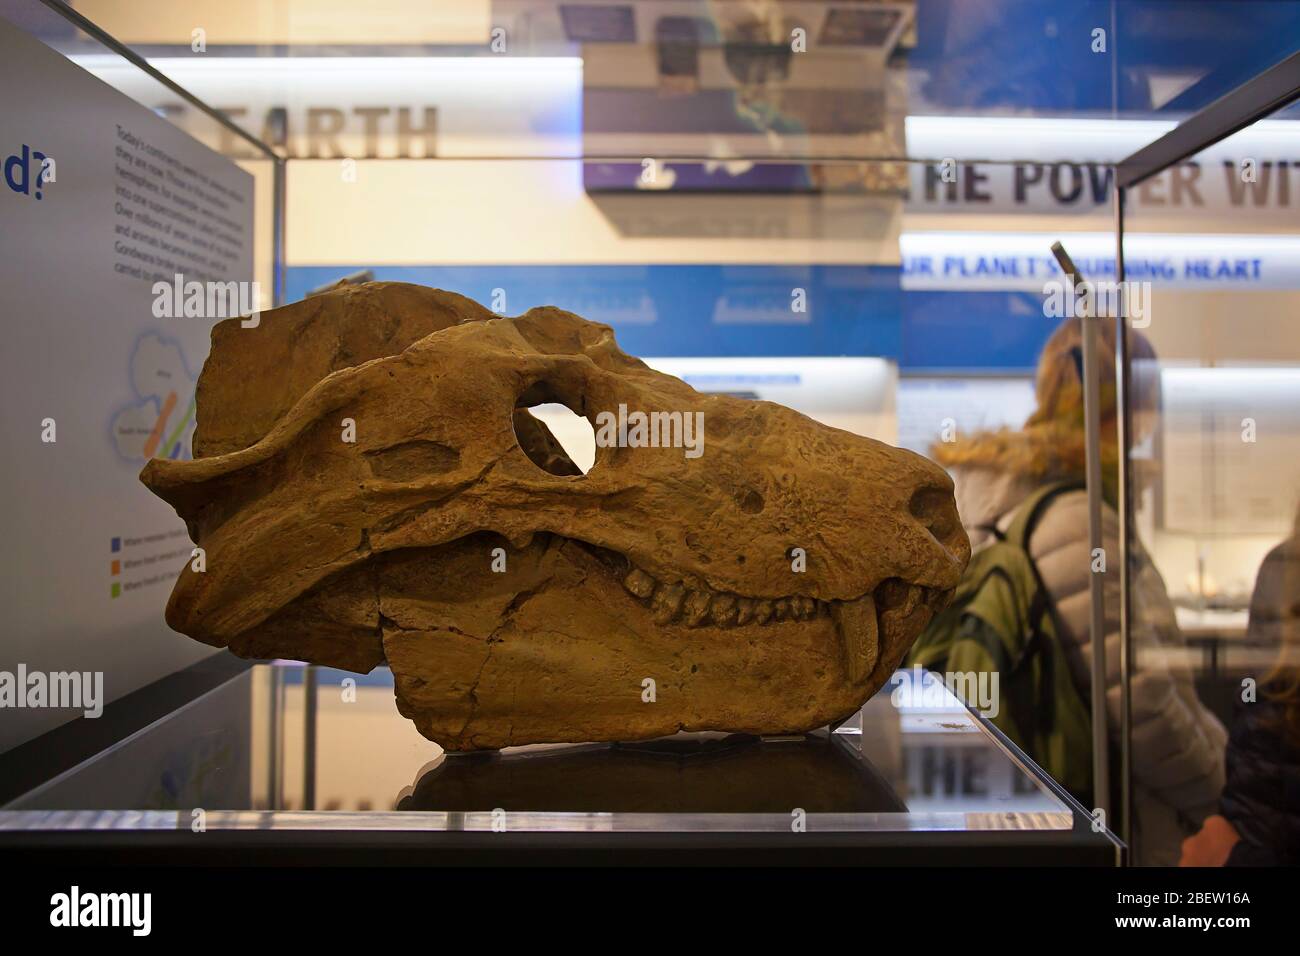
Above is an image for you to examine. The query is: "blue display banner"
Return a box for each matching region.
[900,290,1055,373]
[286,265,1052,370]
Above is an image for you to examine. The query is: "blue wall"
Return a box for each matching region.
[287,265,1054,371]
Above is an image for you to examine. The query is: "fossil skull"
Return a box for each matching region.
[141,283,969,750]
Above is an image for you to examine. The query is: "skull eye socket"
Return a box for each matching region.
[514,402,596,476]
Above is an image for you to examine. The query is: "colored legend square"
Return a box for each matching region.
[111,537,121,553]
[111,583,121,599]
[111,560,120,575]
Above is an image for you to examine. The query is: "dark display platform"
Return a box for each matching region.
[0,661,1122,865]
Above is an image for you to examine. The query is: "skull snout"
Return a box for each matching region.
[806,437,972,600]
[844,443,970,597]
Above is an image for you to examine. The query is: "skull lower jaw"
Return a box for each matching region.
[212,527,943,751]
[385,533,868,750]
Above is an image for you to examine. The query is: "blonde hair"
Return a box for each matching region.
[1026,317,1158,434]
[931,318,1158,505]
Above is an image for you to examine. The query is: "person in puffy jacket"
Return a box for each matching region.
[931,317,1226,865]
[1181,516,1300,866]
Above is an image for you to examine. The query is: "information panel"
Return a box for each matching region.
[0,16,254,751]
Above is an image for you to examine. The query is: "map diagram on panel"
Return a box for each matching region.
[110,331,199,463]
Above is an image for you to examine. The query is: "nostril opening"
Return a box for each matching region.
[909,486,958,542]
[737,488,764,514]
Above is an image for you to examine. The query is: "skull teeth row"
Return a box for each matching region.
[622,567,829,628]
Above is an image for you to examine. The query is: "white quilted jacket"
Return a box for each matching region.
[950,464,1227,865]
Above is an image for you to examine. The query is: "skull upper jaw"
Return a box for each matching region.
[143,317,966,650]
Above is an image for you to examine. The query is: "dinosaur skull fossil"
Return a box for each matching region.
[140,283,969,750]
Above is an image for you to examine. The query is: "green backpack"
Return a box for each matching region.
[906,481,1093,801]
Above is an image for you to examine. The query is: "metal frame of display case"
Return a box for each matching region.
[1109,50,1300,853]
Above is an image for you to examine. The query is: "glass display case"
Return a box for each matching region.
[1114,61,1300,866]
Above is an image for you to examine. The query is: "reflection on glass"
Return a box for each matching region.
[908,299,1231,865]
[1124,116,1300,867]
